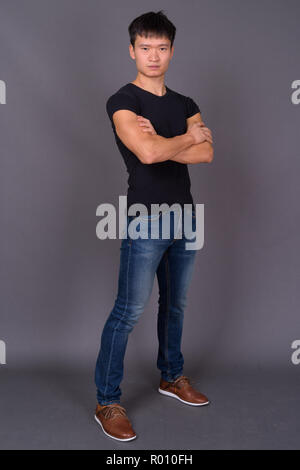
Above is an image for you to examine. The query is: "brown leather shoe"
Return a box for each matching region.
[158,375,210,406]
[94,403,137,441]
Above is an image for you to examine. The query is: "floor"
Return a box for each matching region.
[0,362,299,449]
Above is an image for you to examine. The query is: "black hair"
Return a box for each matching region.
[128,10,176,48]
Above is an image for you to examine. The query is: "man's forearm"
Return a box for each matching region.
[148,133,195,164]
[169,141,214,164]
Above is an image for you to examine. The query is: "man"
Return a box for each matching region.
[94,10,214,442]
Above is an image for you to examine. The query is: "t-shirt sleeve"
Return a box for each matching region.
[106,91,139,123]
[185,96,201,118]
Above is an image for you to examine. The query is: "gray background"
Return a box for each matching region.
[1,0,300,449]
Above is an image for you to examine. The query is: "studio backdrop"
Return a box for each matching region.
[1,0,299,450]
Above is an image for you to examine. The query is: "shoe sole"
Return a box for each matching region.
[94,415,137,441]
[158,387,210,406]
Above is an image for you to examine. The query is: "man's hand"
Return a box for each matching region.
[186,121,213,145]
[136,115,157,135]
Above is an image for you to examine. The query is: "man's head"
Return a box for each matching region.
[128,10,176,78]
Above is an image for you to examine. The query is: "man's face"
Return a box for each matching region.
[129,34,174,78]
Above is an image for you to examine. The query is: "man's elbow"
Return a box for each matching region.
[141,145,160,164]
[207,147,214,163]
[135,147,154,164]
[142,152,155,164]
[204,143,214,163]
[141,135,166,164]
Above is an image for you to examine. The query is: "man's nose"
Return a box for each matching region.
[149,52,159,61]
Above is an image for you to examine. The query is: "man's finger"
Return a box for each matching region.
[201,129,212,138]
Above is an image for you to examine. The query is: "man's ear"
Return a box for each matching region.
[129,44,135,60]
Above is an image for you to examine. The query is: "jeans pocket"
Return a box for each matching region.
[139,211,161,221]
[128,213,161,240]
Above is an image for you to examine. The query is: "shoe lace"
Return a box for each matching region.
[173,375,191,389]
[102,404,127,420]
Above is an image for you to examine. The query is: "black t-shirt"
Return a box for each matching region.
[106,82,201,213]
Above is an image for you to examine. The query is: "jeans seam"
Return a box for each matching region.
[103,240,132,401]
[170,211,182,244]
[164,251,171,378]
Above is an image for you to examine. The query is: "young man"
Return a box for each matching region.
[94,10,214,442]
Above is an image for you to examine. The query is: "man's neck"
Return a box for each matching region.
[131,75,166,96]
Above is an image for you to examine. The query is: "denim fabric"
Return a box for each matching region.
[94,207,198,405]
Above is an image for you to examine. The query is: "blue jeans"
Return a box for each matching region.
[94,207,198,405]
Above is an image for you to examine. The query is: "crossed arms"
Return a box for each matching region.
[111,108,214,165]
